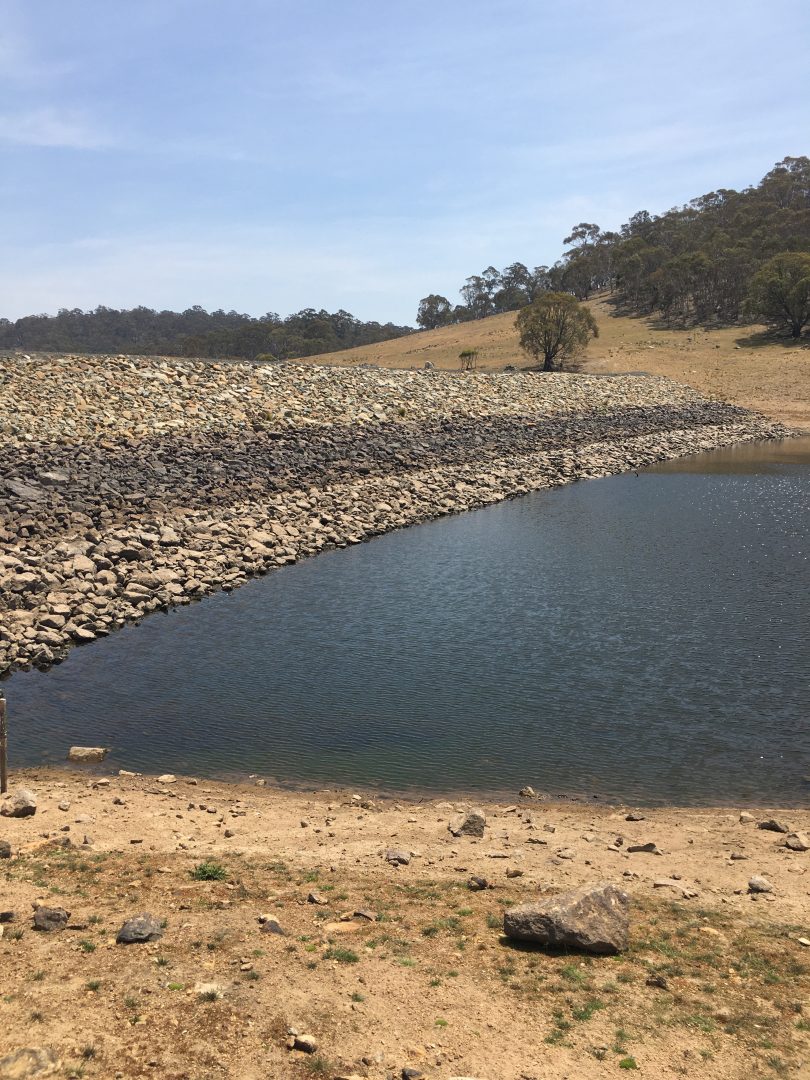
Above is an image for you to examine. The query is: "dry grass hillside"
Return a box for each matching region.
[303,297,810,431]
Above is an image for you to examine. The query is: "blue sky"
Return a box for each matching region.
[1,0,808,325]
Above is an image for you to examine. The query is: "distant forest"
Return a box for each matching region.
[0,306,412,361]
[417,156,810,329]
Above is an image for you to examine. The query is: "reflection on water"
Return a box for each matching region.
[651,435,810,474]
[7,439,810,806]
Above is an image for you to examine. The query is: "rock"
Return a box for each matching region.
[467,875,489,891]
[385,848,411,866]
[402,1070,424,1080]
[307,891,329,905]
[32,907,69,932]
[645,973,669,990]
[519,786,537,798]
[448,808,486,838]
[0,1047,60,1078]
[738,811,754,823]
[627,842,662,855]
[0,840,10,859]
[259,918,286,936]
[625,812,645,821]
[785,832,810,852]
[506,868,524,878]
[748,875,774,894]
[503,882,629,954]
[758,818,789,833]
[116,913,164,943]
[291,1034,318,1054]
[0,789,37,818]
[157,774,177,784]
[67,746,108,763]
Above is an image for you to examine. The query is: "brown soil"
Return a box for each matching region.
[2,769,809,1079]
[302,298,810,432]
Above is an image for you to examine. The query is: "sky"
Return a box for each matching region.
[1,0,808,326]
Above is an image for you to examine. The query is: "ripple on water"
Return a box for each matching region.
[7,438,810,805]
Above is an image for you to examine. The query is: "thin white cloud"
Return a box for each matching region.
[0,107,111,149]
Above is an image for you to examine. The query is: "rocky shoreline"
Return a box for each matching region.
[0,353,789,676]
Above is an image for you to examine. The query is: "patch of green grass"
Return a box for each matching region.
[85,980,101,992]
[560,963,587,985]
[619,1058,638,1070]
[30,970,45,982]
[324,945,359,964]
[30,1011,44,1023]
[301,1056,333,1076]
[435,1017,448,1028]
[81,1047,96,1061]
[198,989,220,1002]
[244,969,261,981]
[350,991,366,1002]
[190,860,228,882]
[156,956,170,967]
[78,939,96,953]
[572,998,605,1022]
[167,983,185,991]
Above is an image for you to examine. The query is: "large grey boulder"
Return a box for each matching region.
[448,808,486,838]
[503,882,629,955]
[116,913,164,944]
[0,789,37,818]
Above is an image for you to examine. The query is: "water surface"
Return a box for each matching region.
[7,438,809,805]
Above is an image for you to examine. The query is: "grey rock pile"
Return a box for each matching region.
[0,353,788,675]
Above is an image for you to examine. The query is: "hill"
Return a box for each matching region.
[302,296,810,431]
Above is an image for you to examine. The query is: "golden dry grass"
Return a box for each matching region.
[303,296,810,430]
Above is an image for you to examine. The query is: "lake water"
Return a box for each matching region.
[6,437,810,806]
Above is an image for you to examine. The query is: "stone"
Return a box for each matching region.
[259,918,286,936]
[625,812,645,821]
[292,1034,318,1054]
[758,818,789,833]
[307,891,329,905]
[0,1047,61,1078]
[748,875,773,894]
[785,832,810,852]
[646,973,669,990]
[627,842,662,855]
[519,786,537,798]
[67,746,108,763]
[385,848,411,866]
[467,875,489,891]
[503,882,629,955]
[157,774,177,784]
[0,789,37,818]
[738,811,754,823]
[448,808,486,838]
[116,913,164,943]
[0,840,10,859]
[32,907,70,932]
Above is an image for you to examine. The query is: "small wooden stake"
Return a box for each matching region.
[0,693,7,794]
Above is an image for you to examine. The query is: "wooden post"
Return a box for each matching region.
[0,692,6,794]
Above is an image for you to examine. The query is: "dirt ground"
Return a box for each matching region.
[302,298,810,432]
[2,768,809,1079]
